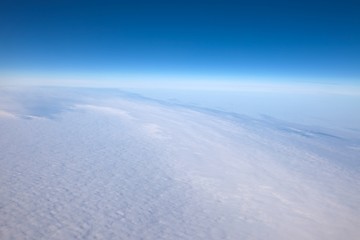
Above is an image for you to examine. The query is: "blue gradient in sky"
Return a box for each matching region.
[1,0,360,83]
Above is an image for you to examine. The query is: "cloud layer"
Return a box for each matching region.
[0,87,359,240]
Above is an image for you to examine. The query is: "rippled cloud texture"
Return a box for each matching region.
[0,87,359,239]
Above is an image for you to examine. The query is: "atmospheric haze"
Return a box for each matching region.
[0,86,359,240]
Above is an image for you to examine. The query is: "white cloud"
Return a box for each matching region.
[0,110,16,118]
[142,123,170,140]
[75,104,135,120]
[0,87,359,240]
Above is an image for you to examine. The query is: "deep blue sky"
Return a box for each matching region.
[1,0,360,83]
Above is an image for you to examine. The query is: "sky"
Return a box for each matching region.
[1,0,360,86]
